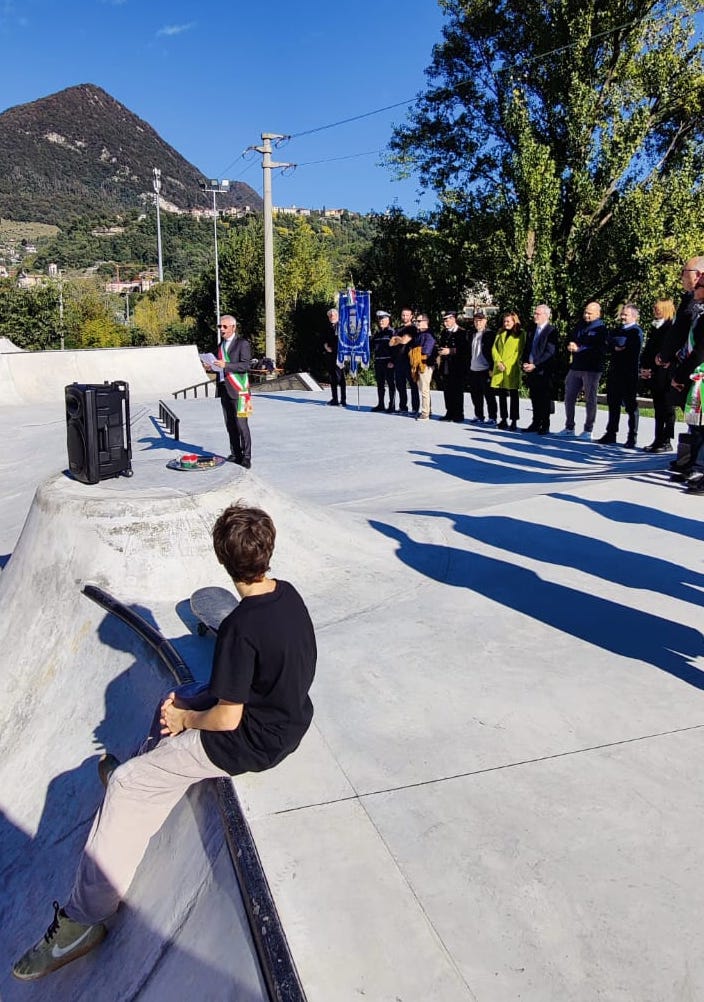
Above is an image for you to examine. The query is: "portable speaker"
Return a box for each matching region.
[65,381,132,484]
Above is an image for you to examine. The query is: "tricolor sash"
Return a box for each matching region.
[220,342,253,417]
[684,362,704,426]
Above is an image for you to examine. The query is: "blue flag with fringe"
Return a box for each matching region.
[337,289,371,374]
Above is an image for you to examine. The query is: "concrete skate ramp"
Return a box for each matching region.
[0,344,207,406]
[4,389,704,1001]
[0,473,290,1001]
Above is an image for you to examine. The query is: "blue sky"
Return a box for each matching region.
[0,0,446,214]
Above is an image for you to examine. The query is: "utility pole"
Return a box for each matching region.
[152,167,164,283]
[58,270,64,351]
[250,134,294,367]
[199,179,231,341]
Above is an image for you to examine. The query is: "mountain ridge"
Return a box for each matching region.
[0,83,262,225]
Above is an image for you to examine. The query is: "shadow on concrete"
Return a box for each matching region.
[371,517,704,690]
[407,510,704,608]
[136,416,211,455]
[550,493,704,544]
[0,607,264,1001]
[409,438,661,486]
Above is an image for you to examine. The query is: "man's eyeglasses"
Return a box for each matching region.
[218,324,234,329]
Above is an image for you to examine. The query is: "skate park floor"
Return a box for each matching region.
[1,384,703,1001]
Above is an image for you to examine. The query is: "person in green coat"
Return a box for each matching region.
[491,311,526,429]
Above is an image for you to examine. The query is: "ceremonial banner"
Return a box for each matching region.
[337,288,371,374]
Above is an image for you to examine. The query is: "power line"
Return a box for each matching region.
[288,99,414,140]
[215,11,690,184]
[294,149,383,167]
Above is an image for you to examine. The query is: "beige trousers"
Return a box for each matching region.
[417,366,434,418]
[66,729,229,925]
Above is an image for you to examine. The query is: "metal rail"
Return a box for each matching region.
[172,379,216,400]
[158,400,180,441]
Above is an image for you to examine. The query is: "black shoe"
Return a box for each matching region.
[670,468,694,482]
[623,438,637,449]
[537,427,550,435]
[439,414,452,421]
[341,401,347,407]
[399,407,409,414]
[685,474,704,493]
[597,433,617,444]
[497,419,508,430]
[328,399,339,407]
[642,442,658,453]
[452,417,465,423]
[508,420,517,431]
[652,441,672,453]
[371,404,385,412]
[98,753,120,789]
[226,454,241,464]
[239,458,251,469]
[521,424,539,433]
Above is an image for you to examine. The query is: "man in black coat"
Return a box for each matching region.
[212,315,252,468]
[323,307,347,407]
[521,304,558,434]
[597,303,643,448]
[371,310,396,412]
[436,310,469,422]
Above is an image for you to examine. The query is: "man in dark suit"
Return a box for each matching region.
[212,315,252,468]
[521,304,558,434]
[323,307,347,407]
[436,310,469,422]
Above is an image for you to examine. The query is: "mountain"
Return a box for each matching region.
[0,84,262,225]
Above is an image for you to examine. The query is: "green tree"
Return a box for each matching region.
[355,207,471,323]
[131,282,194,345]
[391,0,704,322]
[0,280,61,349]
[62,277,126,349]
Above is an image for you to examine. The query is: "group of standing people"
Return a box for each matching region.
[323,254,704,493]
[360,304,559,433]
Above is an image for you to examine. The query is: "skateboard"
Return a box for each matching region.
[190,586,238,636]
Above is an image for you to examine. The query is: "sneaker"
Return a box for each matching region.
[98,753,120,789]
[557,428,575,437]
[577,430,593,440]
[12,902,107,981]
[416,414,430,421]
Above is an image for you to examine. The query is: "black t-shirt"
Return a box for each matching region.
[200,580,317,775]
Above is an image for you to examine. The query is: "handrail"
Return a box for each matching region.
[158,400,180,441]
[172,379,215,400]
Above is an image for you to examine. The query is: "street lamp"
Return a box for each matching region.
[152,168,164,283]
[199,178,231,341]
